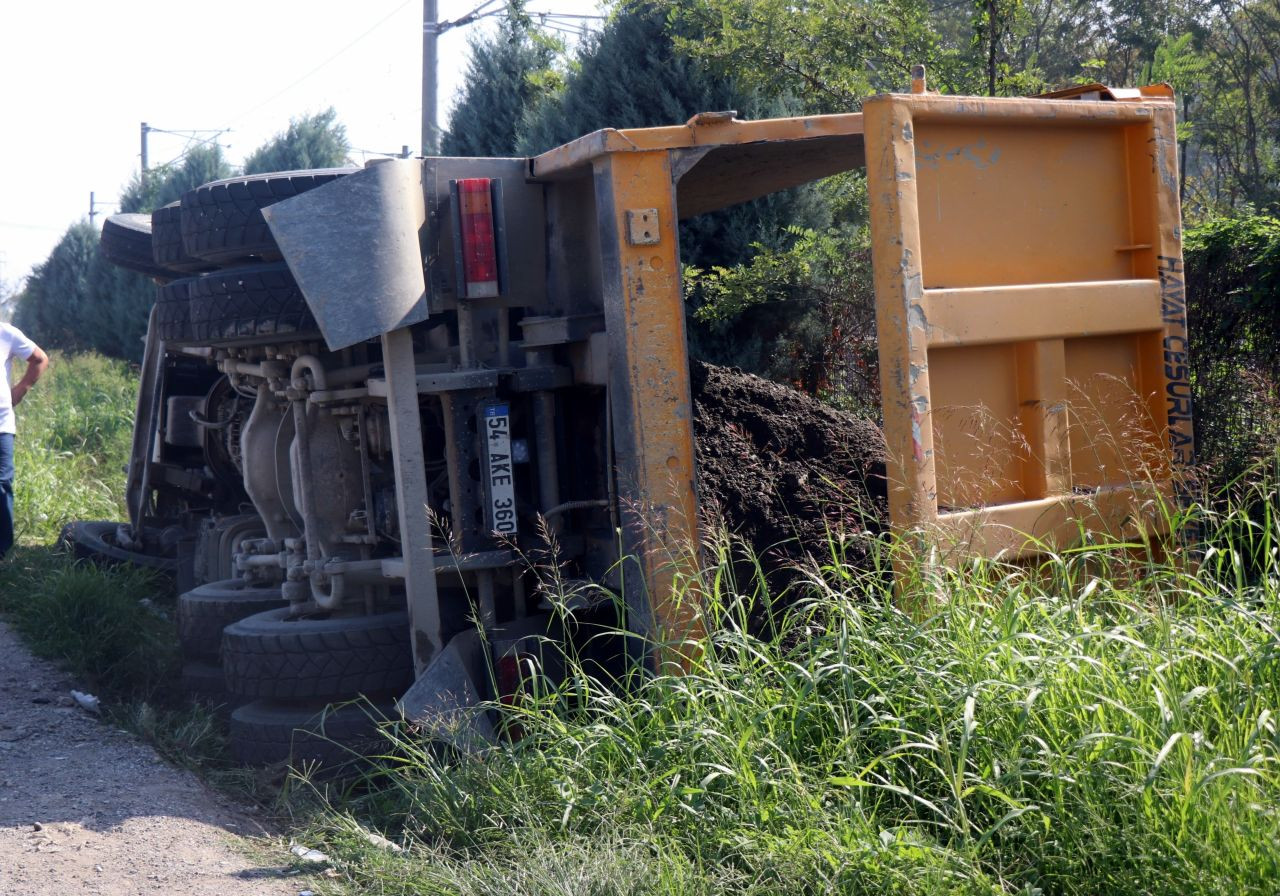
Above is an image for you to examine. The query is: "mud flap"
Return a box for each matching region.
[397,613,566,752]
[397,627,496,752]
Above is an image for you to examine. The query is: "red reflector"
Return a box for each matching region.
[457,178,499,298]
[496,653,522,706]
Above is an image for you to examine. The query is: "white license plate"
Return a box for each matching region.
[482,403,517,536]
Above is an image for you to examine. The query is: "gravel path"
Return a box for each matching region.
[0,621,303,895]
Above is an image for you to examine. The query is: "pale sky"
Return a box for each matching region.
[0,0,602,288]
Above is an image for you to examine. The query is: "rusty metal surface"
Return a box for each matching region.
[593,150,704,666]
[382,327,443,672]
[531,112,867,177]
[262,159,429,351]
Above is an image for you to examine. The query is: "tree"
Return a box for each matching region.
[13,221,100,353]
[118,144,232,214]
[242,108,350,174]
[442,19,562,156]
[664,0,959,110]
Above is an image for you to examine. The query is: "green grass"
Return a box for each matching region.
[0,352,231,770]
[11,351,137,542]
[0,547,174,694]
[0,352,160,694]
[298,505,1280,896]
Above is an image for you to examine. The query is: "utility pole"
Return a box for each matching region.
[89,193,115,226]
[140,122,151,188]
[420,4,603,156]
[422,0,439,156]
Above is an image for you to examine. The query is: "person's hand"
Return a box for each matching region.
[11,382,29,406]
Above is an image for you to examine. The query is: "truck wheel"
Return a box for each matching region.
[155,277,194,344]
[177,578,286,661]
[181,660,251,714]
[151,202,212,273]
[221,607,414,701]
[58,521,178,573]
[100,214,173,281]
[229,699,396,768]
[180,168,355,265]
[187,263,321,346]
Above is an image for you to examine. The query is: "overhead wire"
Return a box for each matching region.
[152,129,233,171]
[227,0,416,128]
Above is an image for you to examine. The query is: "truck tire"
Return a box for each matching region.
[151,203,211,273]
[180,168,355,265]
[229,699,396,768]
[58,521,178,573]
[187,263,321,346]
[177,578,285,661]
[221,607,414,701]
[155,277,194,344]
[181,660,251,713]
[100,214,172,281]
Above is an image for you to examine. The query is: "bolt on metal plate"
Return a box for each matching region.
[626,208,660,246]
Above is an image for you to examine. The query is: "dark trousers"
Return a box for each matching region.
[0,433,13,558]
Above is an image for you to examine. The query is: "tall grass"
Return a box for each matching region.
[302,498,1280,896]
[11,351,137,542]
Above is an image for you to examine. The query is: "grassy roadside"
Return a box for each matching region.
[294,509,1280,896]
[0,352,229,771]
[10,351,136,542]
[4,351,1279,894]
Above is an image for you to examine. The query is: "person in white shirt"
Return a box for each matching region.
[0,323,49,558]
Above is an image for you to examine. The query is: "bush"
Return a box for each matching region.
[1184,214,1280,490]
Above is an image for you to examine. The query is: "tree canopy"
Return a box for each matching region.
[242,108,350,174]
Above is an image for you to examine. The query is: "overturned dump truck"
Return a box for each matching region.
[93,74,1191,764]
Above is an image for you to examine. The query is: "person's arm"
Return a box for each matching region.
[10,346,49,407]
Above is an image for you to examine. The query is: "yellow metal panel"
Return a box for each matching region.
[921,281,1162,347]
[1015,340,1071,501]
[866,96,937,530]
[592,150,704,668]
[930,343,1025,510]
[914,122,1144,288]
[867,90,1188,575]
[932,483,1168,559]
[531,113,867,178]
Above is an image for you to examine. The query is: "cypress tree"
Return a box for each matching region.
[242,108,350,174]
[514,3,833,373]
[443,20,560,157]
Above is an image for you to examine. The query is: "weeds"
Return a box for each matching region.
[3,350,1279,894]
[295,492,1280,896]
[11,351,136,542]
[0,548,174,694]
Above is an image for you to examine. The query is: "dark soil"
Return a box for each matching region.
[690,361,888,585]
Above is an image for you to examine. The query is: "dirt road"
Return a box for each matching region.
[0,622,302,895]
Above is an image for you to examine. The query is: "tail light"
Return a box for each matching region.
[452,178,501,299]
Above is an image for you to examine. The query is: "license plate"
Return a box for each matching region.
[481,403,517,536]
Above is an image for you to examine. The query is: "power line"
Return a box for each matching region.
[152,130,233,171]
[229,0,416,129]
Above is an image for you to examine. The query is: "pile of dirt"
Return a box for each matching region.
[690,360,888,583]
